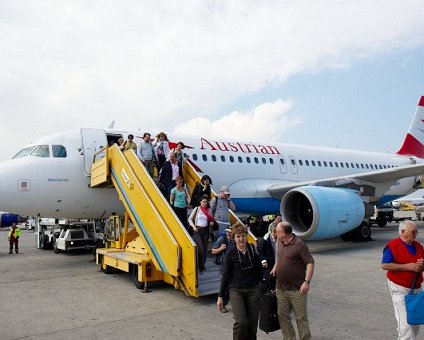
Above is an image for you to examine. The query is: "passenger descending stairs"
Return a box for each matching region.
[183,159,258,295]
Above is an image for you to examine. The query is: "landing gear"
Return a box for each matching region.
[353,220,372,242]
[340,220,372,242]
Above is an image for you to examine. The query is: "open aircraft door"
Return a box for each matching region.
[81,128,108,176]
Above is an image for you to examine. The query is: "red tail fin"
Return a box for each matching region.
[397,96,424,158]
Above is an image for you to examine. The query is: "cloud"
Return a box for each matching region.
[1,1,424,160]
[174,99,301,141]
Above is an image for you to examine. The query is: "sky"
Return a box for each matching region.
[1,1,424,164]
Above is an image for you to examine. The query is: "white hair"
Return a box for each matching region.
[398,220,415,235]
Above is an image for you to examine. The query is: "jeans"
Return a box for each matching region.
[229,284,261,340]
[276,288,311,340]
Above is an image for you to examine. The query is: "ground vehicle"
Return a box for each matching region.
[373,203,395,228]
[53,221,100,253]
[34,218,63,250]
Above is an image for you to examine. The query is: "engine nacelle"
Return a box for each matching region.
[280,186,365,240]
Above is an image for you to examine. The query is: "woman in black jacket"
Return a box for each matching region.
[190,175,212,207]
[217,225,262,340]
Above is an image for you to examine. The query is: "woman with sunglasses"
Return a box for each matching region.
[217,225,262,340]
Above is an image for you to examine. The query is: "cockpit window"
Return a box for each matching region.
[13,146,36,159]
[29,145,50,157]
[52,145,67,158]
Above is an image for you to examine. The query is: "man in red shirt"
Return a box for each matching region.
[381,220,424,339]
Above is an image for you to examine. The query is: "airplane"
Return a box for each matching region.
[392,196,424,209]
[1,96,424,242]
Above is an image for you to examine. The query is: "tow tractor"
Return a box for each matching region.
[53,220,102,253]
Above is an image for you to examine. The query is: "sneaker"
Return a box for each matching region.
[221,307,228,313]
[8,251,12,254]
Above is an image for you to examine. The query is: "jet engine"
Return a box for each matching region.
[280,186,365,240]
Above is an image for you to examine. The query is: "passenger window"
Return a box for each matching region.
[230,156,235,163]
[340,162,344,168]
[269,158,274,165]
[317,161,321,166]
[329,161,333,167]
[246,157,251,164]
[311,160,315,166]
[356,163,359,168]
[192,154,198,161]
[238,156,243,163]
[13,146,36,159]
[254,157,259,164]
[212,155,217,162]
[323,161,327,167]
[221,155,226,162]
[262,157,266,164]
[280,159,285,165]
[202,154,207,161]
[52,145,67,158]
[370,164,374,169]
[366,164,369,169]
[361,163,364,169]
[299,159,303,166]
[30,145,50,157]
[335,162,339,168]
[305,160,309,166]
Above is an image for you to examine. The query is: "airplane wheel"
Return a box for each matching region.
[132,265,146,290]
[354,220,372,242]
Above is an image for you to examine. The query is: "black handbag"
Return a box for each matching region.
[259,288,280,333]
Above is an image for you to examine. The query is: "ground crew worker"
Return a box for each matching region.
[8,223,21,254]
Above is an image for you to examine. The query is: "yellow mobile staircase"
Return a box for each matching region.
[90,144,255,297]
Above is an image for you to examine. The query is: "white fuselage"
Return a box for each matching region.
[0,128,420,219]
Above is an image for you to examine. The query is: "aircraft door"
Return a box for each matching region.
[81,128,108,176]
[288,156,298,174]
[279,156,287,174]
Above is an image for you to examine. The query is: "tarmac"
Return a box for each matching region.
[1,222,423,340]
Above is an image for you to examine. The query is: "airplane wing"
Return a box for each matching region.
[267,163,424,200]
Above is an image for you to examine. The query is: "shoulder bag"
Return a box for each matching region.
[405,272,424,325]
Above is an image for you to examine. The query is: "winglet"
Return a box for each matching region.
[396,96,424,158]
